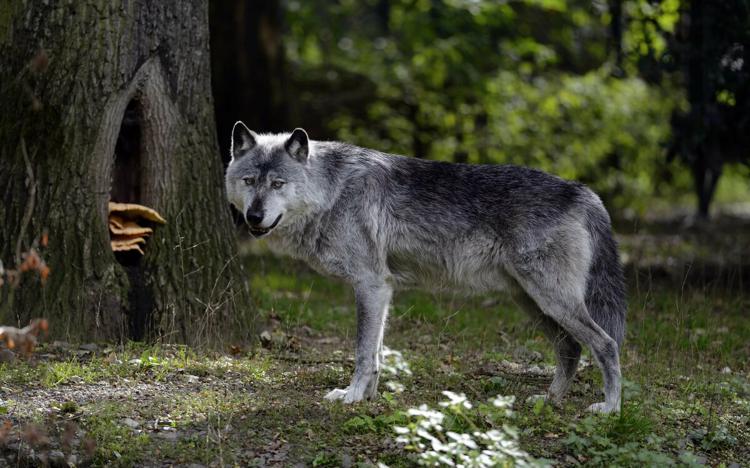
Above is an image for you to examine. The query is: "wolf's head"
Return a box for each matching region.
[225,121,312,238]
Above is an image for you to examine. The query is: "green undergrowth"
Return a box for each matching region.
[0,249,747,466]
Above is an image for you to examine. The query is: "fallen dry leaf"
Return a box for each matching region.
[0,318,49,355]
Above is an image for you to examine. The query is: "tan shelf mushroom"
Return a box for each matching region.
[108,202,166,255]
[109,202,167,224]
[109,219,153,237]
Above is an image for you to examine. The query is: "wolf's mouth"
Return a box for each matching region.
[249,214,283,237]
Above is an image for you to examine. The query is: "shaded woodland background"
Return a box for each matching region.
[1,2,750,465]
[210,0,750,219]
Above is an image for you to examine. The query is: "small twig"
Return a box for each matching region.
[15,137,37,265]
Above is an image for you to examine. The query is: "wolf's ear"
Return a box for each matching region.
[231,121,257,160]
[284,128,309,163]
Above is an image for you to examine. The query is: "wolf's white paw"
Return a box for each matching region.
[323,387,367,403]
[587,401,619,413]
[324,380,374,403]
[324,388,349,401]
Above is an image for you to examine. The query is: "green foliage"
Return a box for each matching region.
[689,426,738,451]
[335,69,685,211]
[563,406,698,466]
[283,0,724,213]
[82,402,152,466]
[342,411,409,434]
[479,72,681,210]
[43,360,98,387]
[311,451,340,467]
[634,0,750,214]
[622,0,681,73]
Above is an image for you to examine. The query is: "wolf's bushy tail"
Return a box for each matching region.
[584,204,627,349]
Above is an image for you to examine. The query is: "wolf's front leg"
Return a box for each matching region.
[325,280,392,403]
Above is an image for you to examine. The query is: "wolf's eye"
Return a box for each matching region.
[243,176,256,186]
[271,180,285,190]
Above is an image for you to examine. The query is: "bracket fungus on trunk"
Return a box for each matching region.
[108,202,166,255]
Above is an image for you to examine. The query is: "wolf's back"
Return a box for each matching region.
[583,202,627,348]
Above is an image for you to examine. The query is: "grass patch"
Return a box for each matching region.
[82,401,152,466]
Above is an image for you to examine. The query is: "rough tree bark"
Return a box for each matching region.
[0,0,254,345]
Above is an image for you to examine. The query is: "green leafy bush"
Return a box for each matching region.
[563,406,701,466]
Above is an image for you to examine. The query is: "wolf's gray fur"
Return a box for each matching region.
[225,122,627,413]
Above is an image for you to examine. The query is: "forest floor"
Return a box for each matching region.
[1,212,749,467]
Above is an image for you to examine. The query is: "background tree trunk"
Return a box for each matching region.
[608,0,625,77]
[0,0,254,345]
[210,0,288,163]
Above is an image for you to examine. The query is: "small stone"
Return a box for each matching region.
[513,346,543,363]
[526,394,547,405]
[121,418,140,429]
[48,450,65,464]
[154,431,179,441]
[80,343,99,352]
[480,298,500,308]
[528,365,543,374]
[0,349,15,363]
[721,366,731,374]
[299,325,316,337]
[185,374,200,384]
[259,331,272,347]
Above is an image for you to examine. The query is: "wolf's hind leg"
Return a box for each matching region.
[512,291,581,403]
[324,279,391,404]
[513,278,621,413]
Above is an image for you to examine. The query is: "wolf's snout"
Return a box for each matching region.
[245,208,265,226]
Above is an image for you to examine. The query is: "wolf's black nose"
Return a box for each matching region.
[246,209,264,226]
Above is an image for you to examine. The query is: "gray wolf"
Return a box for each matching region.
[225,122,626,413]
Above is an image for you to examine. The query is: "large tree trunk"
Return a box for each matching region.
[685,0,721,219]
[0,1,254,345]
